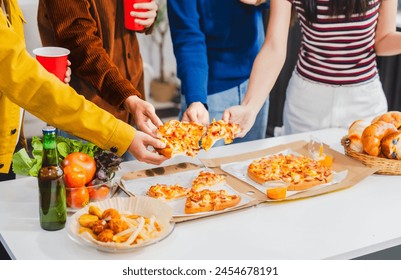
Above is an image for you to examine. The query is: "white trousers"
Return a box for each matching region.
[281,71,388,135]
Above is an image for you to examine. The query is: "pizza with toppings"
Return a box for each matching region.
[191,170,226,191]
[147,183,190,200]
[155,120,206,158]
[155,119,241,157]
[184,189,241,214]
[201,119,241,151]
[247,154,333,191]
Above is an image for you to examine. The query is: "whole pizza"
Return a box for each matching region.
[247,153,333,191]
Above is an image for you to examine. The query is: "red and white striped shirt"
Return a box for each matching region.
[287,0,381,85]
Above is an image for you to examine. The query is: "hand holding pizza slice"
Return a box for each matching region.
[155,120,206,158]
[201,119,241,151]
[155,119,241,158]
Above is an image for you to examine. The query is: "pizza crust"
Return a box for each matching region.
[184,189,241,214]
[184,201,215,214]
[247,167,268,185]
[214,195,241,211]
[287,173,333,191]
[154,147,186,159]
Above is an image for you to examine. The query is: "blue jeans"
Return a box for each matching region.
[57,130,135,161]
[180,79,269,146]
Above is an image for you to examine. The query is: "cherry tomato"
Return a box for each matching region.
[63,165,86,188]
[88,185,110,201]
[62,152,97,184]
[67,187,90,209]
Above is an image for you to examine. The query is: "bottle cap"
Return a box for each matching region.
[42,126,56,135]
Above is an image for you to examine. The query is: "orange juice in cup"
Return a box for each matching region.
[264,181,289,200]
[319,154,334,168]
[308,136,334,168]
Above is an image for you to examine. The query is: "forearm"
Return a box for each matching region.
[241,42,286,112]
[241,0,290,112]
[375,32,401,56]
[374,0,401,56]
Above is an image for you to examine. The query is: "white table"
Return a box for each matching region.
[1,128,401,260]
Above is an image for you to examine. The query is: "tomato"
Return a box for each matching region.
[63,165,86,188]
[62,152,96,184]
[66,187,90,209]
[88,185,110,201]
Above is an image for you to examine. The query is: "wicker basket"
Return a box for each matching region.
[341,136,401,175]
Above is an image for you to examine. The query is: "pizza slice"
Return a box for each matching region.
[155,120,206,158]
[184,189,241,214]
[191,170,226,191]
[201,119,241,151]
[147,183,190,200]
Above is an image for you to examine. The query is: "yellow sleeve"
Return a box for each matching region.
[0,18,135,157]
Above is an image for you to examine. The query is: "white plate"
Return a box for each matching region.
[121,168,253,217]
[66,196,174,253]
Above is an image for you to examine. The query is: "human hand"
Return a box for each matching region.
[181,102,209,126]
[125,95,163,137]
[239,0,266,6]
[132,0,158,29]
[222,105,257,138]
[127,130,168,165]
[64,60,71,84]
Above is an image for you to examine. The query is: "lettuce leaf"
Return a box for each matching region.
[11,135,100,177]
[12,148,36,176]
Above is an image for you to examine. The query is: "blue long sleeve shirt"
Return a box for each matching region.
[167,0,267,107]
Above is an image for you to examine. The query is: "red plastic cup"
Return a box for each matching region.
[124,0,151,31]
[33,47,70,82]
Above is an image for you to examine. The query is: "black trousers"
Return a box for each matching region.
[0,242,11,260]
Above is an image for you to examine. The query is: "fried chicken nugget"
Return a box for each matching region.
[91,219,109,235]
[109,218,129,234]
[97,229,114,242]
[102,208,120,220]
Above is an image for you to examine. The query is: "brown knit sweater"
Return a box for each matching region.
[37,0,148,124]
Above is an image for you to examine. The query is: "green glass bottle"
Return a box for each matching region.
[37,126,67,231]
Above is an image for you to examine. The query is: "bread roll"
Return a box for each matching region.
[348,120,370,153]
[372,111,401,129]
[361,121,397,156]
[381,131,401,160]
